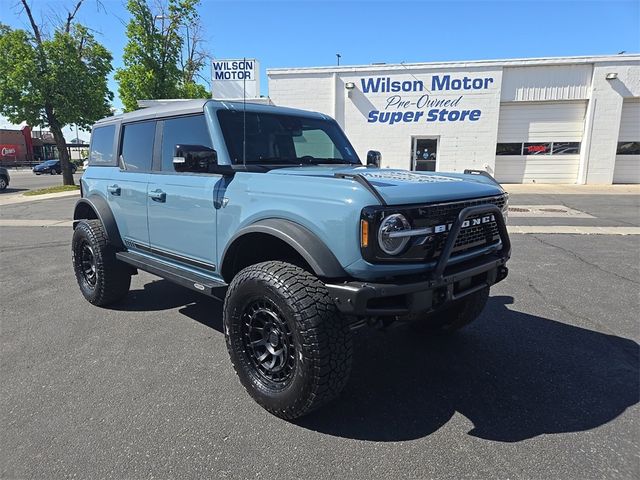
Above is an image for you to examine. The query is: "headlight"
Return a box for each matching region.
[501,193,509,225]
[377,213,411,255]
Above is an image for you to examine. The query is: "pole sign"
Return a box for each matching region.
[211,58,260,99]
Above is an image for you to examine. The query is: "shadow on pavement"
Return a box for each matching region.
[297,296,639,442]
[113,283,639,443]
[0,187,28,194]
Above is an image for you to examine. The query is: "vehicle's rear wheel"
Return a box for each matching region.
[50,169,56,175]
[72,219,131,306]
[409,286,489,334]
[0,176,7,190]
[224,261,352,419]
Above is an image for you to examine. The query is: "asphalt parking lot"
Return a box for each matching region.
[1,178,638,479]
[1,168,84,194]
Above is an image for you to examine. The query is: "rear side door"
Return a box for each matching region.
[146,114,221,275]
[106,120,155,248]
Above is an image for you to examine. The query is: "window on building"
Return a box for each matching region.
[552,142,581,155]
[496,143,522,155]
[120,121,155,171]
[161,115,213,172]
[616,141,640,155]
[89,125,116,166]
[523,143,552,155]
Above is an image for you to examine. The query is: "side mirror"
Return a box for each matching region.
[173,144,217,173]
[366,150,382,168]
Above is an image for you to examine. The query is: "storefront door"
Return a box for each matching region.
[411,137,438,171]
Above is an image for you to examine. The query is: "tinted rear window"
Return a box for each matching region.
[89,125,116,166]
[120,121,155,171]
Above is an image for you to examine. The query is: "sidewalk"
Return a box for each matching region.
[503,184,639,195]
[0,190,80,206]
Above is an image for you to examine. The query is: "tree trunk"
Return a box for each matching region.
[45,106,75,186]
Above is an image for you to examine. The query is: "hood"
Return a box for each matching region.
[268,165,505,205]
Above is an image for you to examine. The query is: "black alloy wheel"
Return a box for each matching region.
[241,298,296,385]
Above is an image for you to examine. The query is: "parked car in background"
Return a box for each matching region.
[0,167,10,190]
[33,159,77,175]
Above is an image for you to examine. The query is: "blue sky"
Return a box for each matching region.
[1,0,639,136]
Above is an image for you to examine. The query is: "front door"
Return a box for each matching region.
[411,137,438,172]
[108,120,155,247]
[146,114,221,275]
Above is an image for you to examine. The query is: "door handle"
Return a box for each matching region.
[107,184,121,196]
[149,189,166,203]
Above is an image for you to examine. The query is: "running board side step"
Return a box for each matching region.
[116,251,228,300]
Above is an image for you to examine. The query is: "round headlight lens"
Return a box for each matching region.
[378,213,411,255]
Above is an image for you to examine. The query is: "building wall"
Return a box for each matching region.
[268,56,640,184]
[581,62,640,184]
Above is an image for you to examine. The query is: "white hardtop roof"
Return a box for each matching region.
[94,98,328,126]
[268,53,640,75]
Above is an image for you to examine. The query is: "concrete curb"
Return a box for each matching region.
[0,190,80,206]
[504,184,640,195]
[2,219,639,235]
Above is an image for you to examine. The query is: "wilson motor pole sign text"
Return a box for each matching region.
[211,59,260,99]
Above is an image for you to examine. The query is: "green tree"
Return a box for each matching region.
[116,0,209,112]
[0,1,113,186]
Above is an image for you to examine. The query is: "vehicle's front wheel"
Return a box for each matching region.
[0,176,7,190]
[72,219,131,306]
[410,286,489,334]
[224,261,352,419]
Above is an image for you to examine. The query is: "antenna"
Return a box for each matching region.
[242,57,247,166]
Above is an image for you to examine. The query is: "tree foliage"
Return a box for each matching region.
[116,0,209,111]
[0,1,113,185]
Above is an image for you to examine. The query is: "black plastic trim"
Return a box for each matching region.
[73,195,124,249]
[129,241,216,272]
[221,219,347,279]
[334,172,387,205]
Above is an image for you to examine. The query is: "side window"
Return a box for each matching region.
[120,121,155,171]
[89,125,116,166]
[161,115,213,172]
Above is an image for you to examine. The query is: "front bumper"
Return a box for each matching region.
[326,204,511,317]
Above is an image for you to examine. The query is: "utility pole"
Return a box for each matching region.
[336,53,341,66]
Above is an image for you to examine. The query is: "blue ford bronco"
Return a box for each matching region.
[72,99,510,419]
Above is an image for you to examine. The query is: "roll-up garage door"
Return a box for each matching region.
[613,99,640,184]
[495,102,587,183]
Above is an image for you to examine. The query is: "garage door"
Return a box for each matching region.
[613,99,640,184]
[495,102,587,183]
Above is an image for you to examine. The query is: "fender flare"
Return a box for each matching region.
[221,218,347,279]
[73,195,124,249]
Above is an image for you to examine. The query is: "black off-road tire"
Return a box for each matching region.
[410,286,489,334]
[224,261,352,419]
[72,219,131,306]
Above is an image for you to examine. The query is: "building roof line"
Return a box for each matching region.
[267,54,640,75]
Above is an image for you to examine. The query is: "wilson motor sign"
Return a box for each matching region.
[362,74,496,124]
[211,59,260,99]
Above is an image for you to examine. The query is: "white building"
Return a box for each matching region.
[268,55,640,184]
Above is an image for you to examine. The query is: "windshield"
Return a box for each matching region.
[44,159,58,165]
[217,110,361,165]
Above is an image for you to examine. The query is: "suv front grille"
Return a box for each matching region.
[420,196,505,257]
[360,194,507,264]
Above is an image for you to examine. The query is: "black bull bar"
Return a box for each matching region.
[325,204,511,317]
